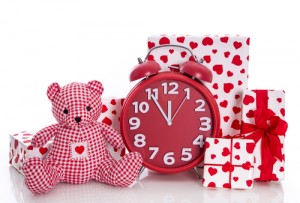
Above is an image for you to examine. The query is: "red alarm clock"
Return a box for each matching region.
[121,45,220,174]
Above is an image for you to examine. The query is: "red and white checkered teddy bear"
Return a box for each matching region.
[23,80,143,194]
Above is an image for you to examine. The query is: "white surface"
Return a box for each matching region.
[1,0,300,202]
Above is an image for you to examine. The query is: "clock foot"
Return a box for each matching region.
[138,166,146,179]
[193,167,202,179]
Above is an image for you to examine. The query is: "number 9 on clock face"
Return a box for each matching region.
[121,72,220,173]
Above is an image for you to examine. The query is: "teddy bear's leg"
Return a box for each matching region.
[94,152,143,187]
[22,157,63,194]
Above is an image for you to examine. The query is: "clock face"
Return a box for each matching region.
[121,72,220,173]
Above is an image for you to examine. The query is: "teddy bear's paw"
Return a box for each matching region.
[111,152,143,187]
[23,158,62,194]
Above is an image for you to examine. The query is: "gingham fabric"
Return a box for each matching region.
[23,81,143,194]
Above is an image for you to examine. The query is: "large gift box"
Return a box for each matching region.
[241,90,288,181]
[203,137,255,189]
[9,97,125,174]
[147,35,250,137]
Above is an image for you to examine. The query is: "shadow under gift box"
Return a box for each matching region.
[147,35,250,137]
[9,97,126,175]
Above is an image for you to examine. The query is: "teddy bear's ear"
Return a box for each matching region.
[87,80,104,95]
[47,82,60,102]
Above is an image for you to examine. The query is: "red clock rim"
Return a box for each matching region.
[120,71,220,174]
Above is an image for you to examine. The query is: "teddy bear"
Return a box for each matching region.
[22,80,143,194]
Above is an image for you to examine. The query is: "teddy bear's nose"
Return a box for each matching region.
[75,117,81,123]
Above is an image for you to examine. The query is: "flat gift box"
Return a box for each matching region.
[203,137,255,189]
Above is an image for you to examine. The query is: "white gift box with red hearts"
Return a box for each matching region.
[9,97,126,175]
[147,35,250,137]
[203,138,255,189]
[241,90,287,181]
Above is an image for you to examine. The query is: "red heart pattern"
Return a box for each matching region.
[212,64,223,75]
[148,35,250,141]
[160,55,168,63]
[220,100,228,108]
[211,154,216,159]
[246,143,255,154]
[208,167,218,176]
[222,147,230,156]
[243,95,255,105]
[234,142,240,149]
[202,37,214,46]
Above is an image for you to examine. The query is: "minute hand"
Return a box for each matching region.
[151,94,172,126]
[171,96,187,121]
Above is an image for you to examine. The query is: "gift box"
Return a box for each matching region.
[203,137,255,189]
[9,97,125,174]
[147,35,250,137]
[241,90,288,181]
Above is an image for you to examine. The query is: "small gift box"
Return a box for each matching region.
[9,97,126,174]
[241,90,288,181]
[203,137,255,189]
[147,35,250,137]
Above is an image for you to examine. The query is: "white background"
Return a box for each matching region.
[1,0,300,202]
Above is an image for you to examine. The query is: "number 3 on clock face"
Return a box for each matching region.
[121,72,220,173]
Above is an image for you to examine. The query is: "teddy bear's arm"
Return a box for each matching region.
[31,124,60,147]
[100,123,124,149]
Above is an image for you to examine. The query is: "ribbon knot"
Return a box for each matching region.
[241,108,287,162]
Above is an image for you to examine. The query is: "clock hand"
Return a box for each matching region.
[171,96,187,121]
[151,94,172,126]
[167,100,172,125]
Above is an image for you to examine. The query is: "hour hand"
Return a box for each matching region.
[151,94,172,126]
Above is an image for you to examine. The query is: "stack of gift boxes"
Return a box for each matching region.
[9,34,288,190]
[147,35,288,189]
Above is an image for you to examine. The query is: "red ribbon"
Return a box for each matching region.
[241,90,288,181]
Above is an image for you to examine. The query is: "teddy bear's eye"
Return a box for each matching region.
[86,106,91,111]
[63,109,69,114]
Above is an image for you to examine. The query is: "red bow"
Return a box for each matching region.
[241,108,288,162]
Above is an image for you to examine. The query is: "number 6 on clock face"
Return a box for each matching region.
[121,72,220,174]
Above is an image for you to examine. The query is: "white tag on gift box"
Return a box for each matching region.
[71,141,88,159]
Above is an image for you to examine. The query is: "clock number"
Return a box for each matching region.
[132,101,149,113]
[184,88,190,100]
[162,82,179,94]
[145,88,158,100]
[193,135,204,148]
[149,147,159,159]
[181,148,192,161]
[199,117,211,131]
[134,134,146,147]
[129,117,140,130]
[195,99,206,112]
[163,152,175,165]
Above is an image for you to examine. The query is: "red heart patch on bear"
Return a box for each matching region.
[75,146,85,154]
[39,147,48,155]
